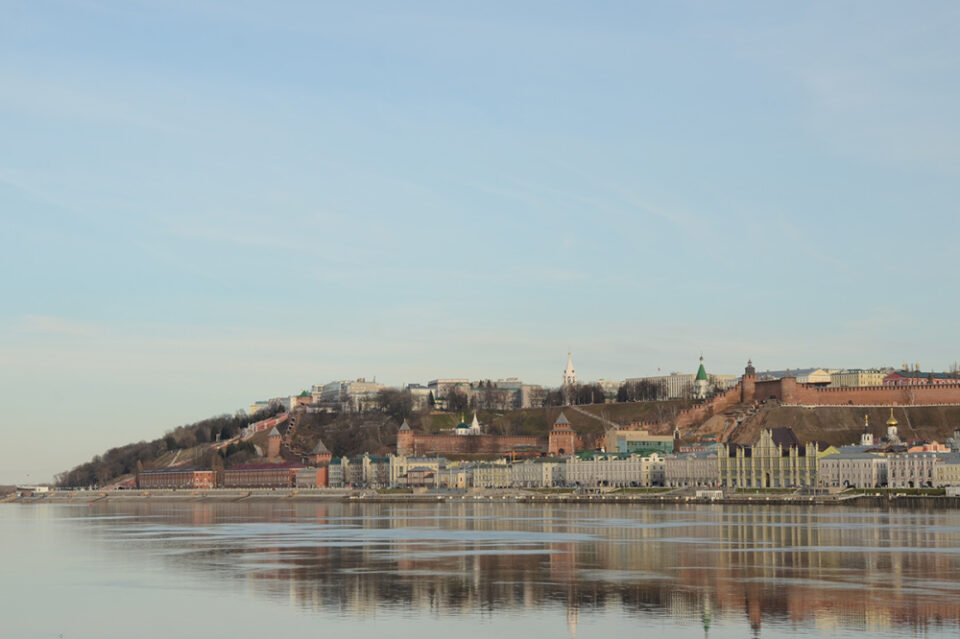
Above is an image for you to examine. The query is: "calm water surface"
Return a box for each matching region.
[2,502,959,638]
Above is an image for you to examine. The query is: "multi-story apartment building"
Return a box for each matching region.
[435,466,473,490]
[755,368,833,385]
[829,369,889,388]
[137,468,216,490]
[564,452,665,488]
[223,462,303,488]
[883,370,960,386]
[328,456,392,488]
[624,373,694,399]
[473,461,512,488]
[405,384,434,410]
[605,428,675,455]
[663,451,719,488]
[316,378,385,410]
[388,455,447,487]
[818,452,888,488]
[427,379,470,403]
[887,453,960,488]
[510,458,564,488]
[934,456,960,487]
[328,460,344,487]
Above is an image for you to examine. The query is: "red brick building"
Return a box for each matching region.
[137,468,216,490]
[397,414,582,457]
[223,462,303,488]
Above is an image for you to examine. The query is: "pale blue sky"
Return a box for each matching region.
[2,2,959,483]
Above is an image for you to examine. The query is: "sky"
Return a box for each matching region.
[2,1,959,483]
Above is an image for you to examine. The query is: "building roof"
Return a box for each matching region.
[695,357,708,381]
[268,426,281,436]
[887,370,958,380]
[399,419,412,431]
[227,461,304,471]
[311,439,331,455]
[139,467,211,474]
[768,428,800,448]
[823,452,886,460]
[555,412,570,426]
[755,368,824,381]
[887,409,899,426]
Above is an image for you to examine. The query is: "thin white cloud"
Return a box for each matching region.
[16,315,97,336]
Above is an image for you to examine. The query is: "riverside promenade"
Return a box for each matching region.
[8,488,960,509]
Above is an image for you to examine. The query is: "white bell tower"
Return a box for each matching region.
[562,352,577,386]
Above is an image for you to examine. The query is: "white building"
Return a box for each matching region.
[564,453,665,488]
[473,461,512,488]
[316,378,385,410]
[664,451,719,488]
[388,455,447,487]
[427,378,470,405]
[818,451,888,488]
[887,453,943,489]
[624,373,692,400]
[830,369,890,388]
[510,458,565,488]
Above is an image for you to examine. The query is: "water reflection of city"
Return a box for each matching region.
[93,502,960,635]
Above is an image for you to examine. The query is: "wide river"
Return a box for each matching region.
[2,501,960,638]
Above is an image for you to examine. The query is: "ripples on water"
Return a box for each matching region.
[3,502,960,638]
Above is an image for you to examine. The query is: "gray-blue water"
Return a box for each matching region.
[2,501,959,638]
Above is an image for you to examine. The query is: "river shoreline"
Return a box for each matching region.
[6,489,960,509]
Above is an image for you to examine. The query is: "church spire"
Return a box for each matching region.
[563,352,577,386]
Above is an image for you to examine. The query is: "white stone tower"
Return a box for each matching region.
[562,352,577,386]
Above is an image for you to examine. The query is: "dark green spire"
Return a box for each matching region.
[695,356,708,381]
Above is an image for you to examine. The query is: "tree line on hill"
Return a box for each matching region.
[55,405,285,488]
[377,380,682,418]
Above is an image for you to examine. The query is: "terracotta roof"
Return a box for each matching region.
[140,467,210,474]
[228,461,304,471]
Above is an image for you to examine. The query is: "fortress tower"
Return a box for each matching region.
[741,359,757,403]
[267,426,282,458]
[549,412,576,456]
[309,437,332,466]
[397,419,414,455]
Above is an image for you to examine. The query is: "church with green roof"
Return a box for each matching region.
[694,356,709,400]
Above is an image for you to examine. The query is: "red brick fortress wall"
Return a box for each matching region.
[409,434,546,456]
[674,384,744,430]
[790,382,960,406]
[746,377,960,406]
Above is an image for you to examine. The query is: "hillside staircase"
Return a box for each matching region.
[568,404,622,430]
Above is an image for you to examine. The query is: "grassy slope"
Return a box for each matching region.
[731,405,960,446]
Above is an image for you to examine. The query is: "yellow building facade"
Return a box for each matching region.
[719,429,836,488]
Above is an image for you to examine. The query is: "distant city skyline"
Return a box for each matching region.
[3,2,959,483]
